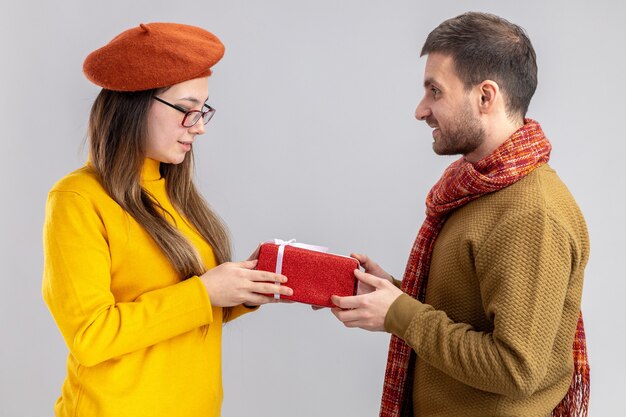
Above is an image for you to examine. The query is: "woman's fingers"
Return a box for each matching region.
[250,282,293,297]
[235,259,258,269]
[247,269,288,283]
[209,261,294,305]
[243,293,276,306]
[231,260,287,283]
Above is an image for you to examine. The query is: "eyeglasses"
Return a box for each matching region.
[153,96,215,127]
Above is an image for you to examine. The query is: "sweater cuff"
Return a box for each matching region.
[384,293,427,338]
[391,276,403,289]
[187,276,214,325]
[224,304,259,323]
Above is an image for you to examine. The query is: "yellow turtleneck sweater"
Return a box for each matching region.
[43,159,252,417]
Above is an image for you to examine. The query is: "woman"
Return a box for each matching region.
[42,22,292,417]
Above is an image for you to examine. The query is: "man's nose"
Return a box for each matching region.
[414,97,431,121]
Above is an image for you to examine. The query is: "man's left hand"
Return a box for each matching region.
[330,269,403,332]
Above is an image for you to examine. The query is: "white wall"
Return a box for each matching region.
[1,1,623,416]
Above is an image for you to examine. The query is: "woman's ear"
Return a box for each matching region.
[478,80,499,114]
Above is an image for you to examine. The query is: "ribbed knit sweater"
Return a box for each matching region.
[385,164,589,417]
[43,158,252,417]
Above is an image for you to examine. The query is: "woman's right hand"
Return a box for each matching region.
[199,260,292,307]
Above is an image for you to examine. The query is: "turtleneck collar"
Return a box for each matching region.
[141,158,163,182]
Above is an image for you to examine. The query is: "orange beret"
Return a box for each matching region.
[83,22,225,92]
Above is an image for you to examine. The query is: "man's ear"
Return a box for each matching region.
[478,80,499,114]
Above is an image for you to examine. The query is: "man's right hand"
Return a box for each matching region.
[350,253,394,295]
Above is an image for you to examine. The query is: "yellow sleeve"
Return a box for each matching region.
[42,190,213,367]
[223,304,259,323]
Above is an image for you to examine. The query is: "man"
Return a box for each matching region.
[331,12,590,417]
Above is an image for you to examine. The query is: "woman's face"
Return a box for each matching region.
[146,77,210,164]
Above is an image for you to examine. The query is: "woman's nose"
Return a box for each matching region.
[190,119,206,135]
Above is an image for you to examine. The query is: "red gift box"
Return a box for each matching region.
[255,240,359,307]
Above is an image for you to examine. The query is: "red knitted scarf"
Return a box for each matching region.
[379,119,590,417]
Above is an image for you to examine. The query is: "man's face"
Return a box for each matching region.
[414,53,485,157]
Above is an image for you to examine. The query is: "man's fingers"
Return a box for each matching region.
[331,294,363,309]
[331,307,367,328]
[331,307,360,322]
[246,244,262,261]
[354,269,386,288]
[350,253,369,266]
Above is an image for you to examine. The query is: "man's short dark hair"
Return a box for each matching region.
[421,12,537,119]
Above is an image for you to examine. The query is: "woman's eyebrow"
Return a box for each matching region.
[178,96,209,105]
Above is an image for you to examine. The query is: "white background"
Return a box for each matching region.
[1,1,624,416]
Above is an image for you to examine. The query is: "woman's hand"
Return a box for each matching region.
[199,260,292,307]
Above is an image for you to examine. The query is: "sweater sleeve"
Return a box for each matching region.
[42,190,214,367]
[392,276,403,289]
[223,304,259,323]
[384,210,575,399]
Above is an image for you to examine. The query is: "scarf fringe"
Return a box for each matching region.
[551,369,590,417]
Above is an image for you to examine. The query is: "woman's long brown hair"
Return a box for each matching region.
[87,88,231,280]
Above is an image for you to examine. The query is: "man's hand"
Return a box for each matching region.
[312,252,393,311]
[351,253,393,282]
[246,243,262,261]
[330,269,403,332]
[350,253,394,296]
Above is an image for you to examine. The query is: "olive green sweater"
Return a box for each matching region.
[385,164,589,417]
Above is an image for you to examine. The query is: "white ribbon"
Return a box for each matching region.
[270,238,328,299]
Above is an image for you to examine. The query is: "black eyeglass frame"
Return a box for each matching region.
[153,96,215,127]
